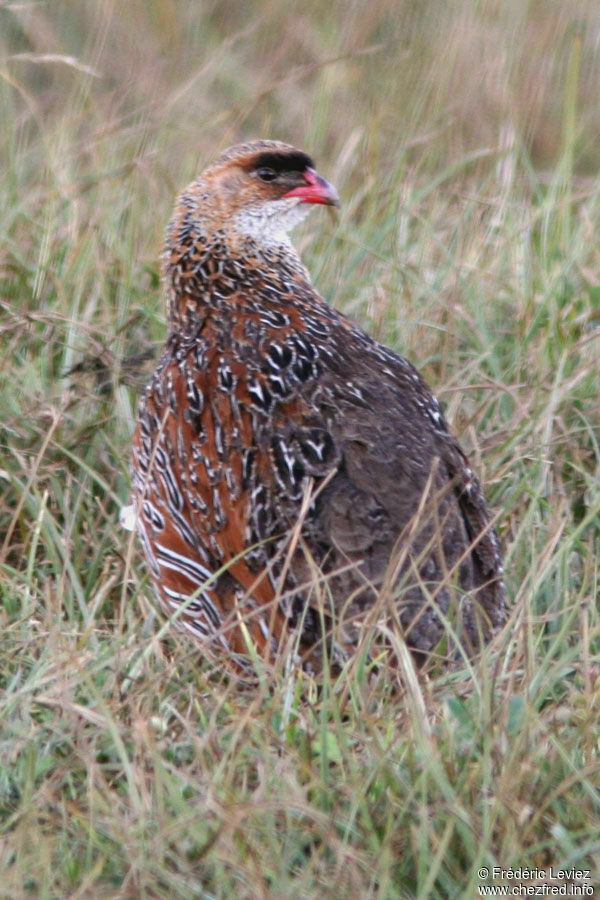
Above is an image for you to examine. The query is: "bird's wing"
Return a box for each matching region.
[261,350,505,650]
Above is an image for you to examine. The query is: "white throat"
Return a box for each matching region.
[232,197,313,250]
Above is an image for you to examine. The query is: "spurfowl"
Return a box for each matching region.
[124,139,505,674]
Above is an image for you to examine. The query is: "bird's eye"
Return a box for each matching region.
[256,167,277,182]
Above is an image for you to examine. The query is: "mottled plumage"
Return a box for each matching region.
[125,139,505,674]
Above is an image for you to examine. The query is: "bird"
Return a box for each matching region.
[124,139,505,676]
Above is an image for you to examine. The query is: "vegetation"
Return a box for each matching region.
[1,1,599,897]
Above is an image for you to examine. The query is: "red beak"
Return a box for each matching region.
[282,167,340,207]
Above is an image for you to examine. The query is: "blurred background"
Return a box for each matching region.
[3,0,600,359]
[4,0,600,173]
[3,0,600,354]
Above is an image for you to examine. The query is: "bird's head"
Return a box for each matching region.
[173,140,340,255]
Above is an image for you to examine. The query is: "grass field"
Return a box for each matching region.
[1,2,600,897]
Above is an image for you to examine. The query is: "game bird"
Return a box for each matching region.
[123,139,505,674]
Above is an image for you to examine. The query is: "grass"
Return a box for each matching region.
[1,1,600,897]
